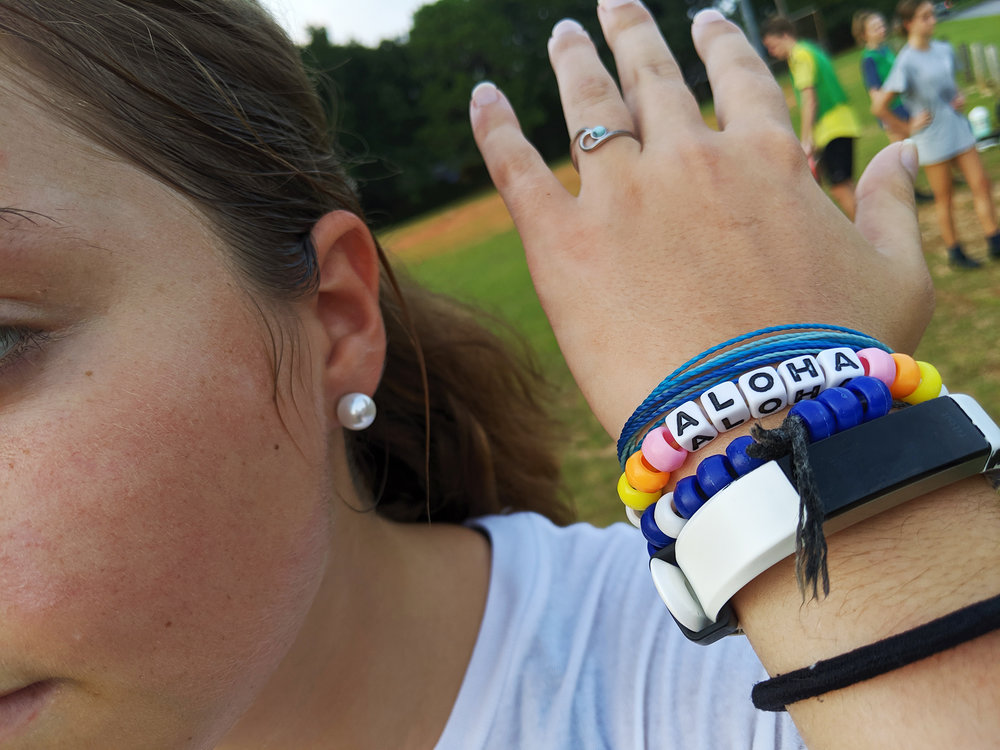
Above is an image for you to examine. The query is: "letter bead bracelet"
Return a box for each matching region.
[613,328,1000,646]
[617,346,943,519]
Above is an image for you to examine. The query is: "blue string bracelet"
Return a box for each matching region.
[617,325,889,465]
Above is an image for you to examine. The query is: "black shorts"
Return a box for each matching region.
[818,137,854,186]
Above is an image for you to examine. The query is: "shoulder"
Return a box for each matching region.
[789,42,812,63]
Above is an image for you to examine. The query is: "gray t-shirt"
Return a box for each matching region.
[882,40,975,165]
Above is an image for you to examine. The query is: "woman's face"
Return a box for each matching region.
[864,14,887,45]
[907,3,937,37]
[0,71,335,747]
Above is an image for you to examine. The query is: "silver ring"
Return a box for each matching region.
[571,126,637,168]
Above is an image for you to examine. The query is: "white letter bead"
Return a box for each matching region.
[737,366,787,418]
[777,355,825,404]
[700,381,751,432]
[665,400,718,452]
[817,347,864,389]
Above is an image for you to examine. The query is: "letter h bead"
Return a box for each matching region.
[778,355,825,404]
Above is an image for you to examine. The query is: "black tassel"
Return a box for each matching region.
[747,415,829,601]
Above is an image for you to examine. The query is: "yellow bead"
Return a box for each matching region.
[617,472,662,511]
[902,361,944,404]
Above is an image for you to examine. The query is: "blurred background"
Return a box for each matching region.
[267,0,1000,524]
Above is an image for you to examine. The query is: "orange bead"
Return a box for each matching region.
[889,353,921,399]
[625,451,670,493]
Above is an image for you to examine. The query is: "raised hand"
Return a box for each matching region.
[470,4,932,438]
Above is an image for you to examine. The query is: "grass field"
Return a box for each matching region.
[384,13,1000,527]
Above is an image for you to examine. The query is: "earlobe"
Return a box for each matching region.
[309,210,386,422]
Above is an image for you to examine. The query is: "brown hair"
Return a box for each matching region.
[0,0,573,525]
[760,16,797,40]
[895,0,932,30]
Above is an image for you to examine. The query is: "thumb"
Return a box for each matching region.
[854,140,924,268]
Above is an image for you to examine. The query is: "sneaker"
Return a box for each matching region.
[949,245,983,269]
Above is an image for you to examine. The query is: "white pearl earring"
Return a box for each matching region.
[336,392,377,431]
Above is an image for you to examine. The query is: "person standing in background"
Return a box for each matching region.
[853,9,934,203]
[872,0,1000,268]
[761,16,862,220]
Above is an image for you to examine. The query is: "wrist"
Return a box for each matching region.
[736,477,1000,666]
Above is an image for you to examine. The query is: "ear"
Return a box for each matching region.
[309,210,386,424]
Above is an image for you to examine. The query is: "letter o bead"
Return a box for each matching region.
[737,366,787,418]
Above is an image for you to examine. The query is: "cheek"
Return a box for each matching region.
[0,310,330,737]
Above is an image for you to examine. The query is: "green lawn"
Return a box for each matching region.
[399,13,1000,526]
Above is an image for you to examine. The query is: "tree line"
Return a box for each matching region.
[300,0,899,228]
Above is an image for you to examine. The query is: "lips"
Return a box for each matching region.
[0,680,54,744]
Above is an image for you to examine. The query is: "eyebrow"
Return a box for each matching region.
[0,207,59,229]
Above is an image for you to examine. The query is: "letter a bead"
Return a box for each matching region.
[700,381,751,432]
[817,347,864,389]
[737,366,787,418]
[666,400,718,453]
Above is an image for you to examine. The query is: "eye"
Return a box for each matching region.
[0,326,49,374]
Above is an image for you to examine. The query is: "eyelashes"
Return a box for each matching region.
[0,326,51,376]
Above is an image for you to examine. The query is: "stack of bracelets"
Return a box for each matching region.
[613,325,1000,710]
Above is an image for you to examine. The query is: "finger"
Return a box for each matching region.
[854,141,924,266]
[547,18,639,171]
[469,82,571,226]
[596,0,703,138]
[690,10,794,133]
[854,140,934,353]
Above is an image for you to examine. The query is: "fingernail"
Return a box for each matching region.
[598,0,636,8]
[471,81,499,107]
[551,18,586,37]
[692,8,725,25]
[901,139,919,179]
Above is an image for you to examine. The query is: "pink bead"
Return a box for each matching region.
[857,347,896,388]
[641,426,689,473]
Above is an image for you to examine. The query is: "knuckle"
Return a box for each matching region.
[570,73,619,110]
[629,58,684,88]
[751,127,806,174]
[488,144,537,192]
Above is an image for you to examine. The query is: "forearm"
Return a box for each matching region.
[799,88,817,145]
[871,96,909,136]
[735,476,1000,749]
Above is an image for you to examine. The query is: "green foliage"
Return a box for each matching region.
[299,0,710,228]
